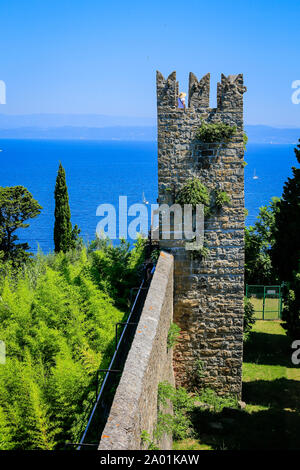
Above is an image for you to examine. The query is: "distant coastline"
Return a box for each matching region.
[0,115,299,144]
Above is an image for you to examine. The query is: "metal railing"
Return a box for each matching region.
[76,278,147,450]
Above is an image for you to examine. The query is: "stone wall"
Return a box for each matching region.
[98,251,174,450]
[157,71,246,397]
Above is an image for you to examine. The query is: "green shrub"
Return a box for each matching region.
[157,382,195,441]
[244,297,256,340]
[198,388,239,412]
[195,359,205,380]
[140,430,159,450]
[155,382,240,445]
[150,249,160,264]
[192,245,210,261]
[281,272,300,339]
[195,122,237,143]
[167,323,181,349]
[175,178,210,216]
[215,190,231,209]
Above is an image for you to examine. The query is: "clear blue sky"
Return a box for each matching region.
[0,0,300,126]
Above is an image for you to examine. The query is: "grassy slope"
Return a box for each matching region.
[174,320,300,450]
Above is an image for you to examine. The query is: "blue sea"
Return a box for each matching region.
[0,139,296,253]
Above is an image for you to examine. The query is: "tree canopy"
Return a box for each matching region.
[271,140,300,337]
[271,141,300,282]
[0,186,42,264]
[245,197,280,285]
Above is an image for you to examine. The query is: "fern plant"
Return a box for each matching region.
[0,240,146,449]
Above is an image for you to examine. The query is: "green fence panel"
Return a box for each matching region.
[246,284,282,320]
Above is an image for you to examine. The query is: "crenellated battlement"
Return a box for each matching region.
[156,70,246,397]
[156,71,178,108]
[217,73,247,110]
[156,70,246,111]
[188,72,210,108]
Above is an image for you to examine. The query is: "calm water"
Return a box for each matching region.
[0,139,295,253]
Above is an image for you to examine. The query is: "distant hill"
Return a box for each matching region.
[245,125,300,144]
[0,125,157,141]
[0,114,299,143]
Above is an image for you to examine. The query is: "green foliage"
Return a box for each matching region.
[88,236,146,308]
[269,140,300,338]
[176,178,210,216]
[157,381,175,408]
[0,240,145,449]
[195,121,237,143]
[140,430,159,450]
[0,186,42,264]
[245,197,280,285]
[272,140,300,282]
[243,297,256,340]
[195,359,205,380]
[193,245,210,260]
[167,322,181,349]
[197,388,239,413]
[245,137,300,338]
[176,321,300,450]
[157,382,195,441]
[243,133,248,151]
[155,382,240,447]
[214,190,231,209]
[54,163,80,253]
[281,272,300,339]
[150,249,160,264]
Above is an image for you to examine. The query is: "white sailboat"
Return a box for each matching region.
[142,192,149,204]
[253,169,258,180]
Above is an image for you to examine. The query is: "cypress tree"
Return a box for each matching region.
[54,163,73,253]
[0,186,42,263]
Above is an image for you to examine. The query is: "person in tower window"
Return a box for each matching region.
[178,92,186,109]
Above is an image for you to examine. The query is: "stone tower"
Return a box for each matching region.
[156,71,246,397]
